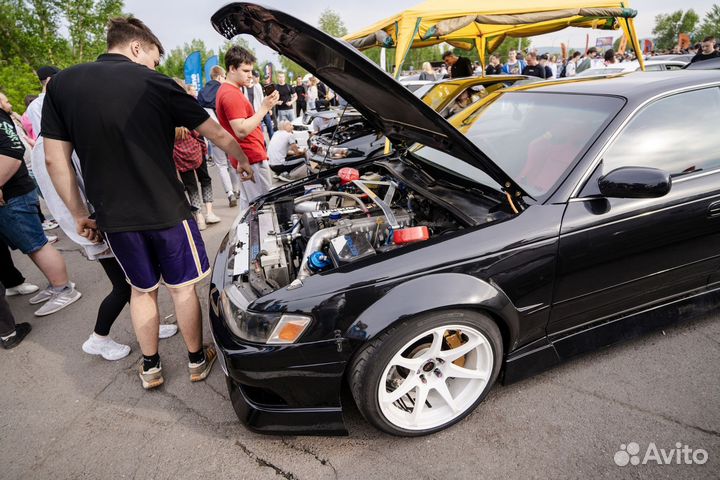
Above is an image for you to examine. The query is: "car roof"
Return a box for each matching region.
[509,70,720,99]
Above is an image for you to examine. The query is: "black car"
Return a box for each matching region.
[209,3,720,437]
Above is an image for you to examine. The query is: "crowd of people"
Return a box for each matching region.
[412,35,720,81]
[0,17,323,393]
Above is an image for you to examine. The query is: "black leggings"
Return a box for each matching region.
[95,257,131,336]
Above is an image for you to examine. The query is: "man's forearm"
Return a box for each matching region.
[0,154,22,186]
[44,139,88,218]
[231,108,268,139]
[196,119,251,166]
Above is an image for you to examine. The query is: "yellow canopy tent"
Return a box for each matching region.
[344,0,645,77]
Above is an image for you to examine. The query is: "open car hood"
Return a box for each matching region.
[211,3,527,197]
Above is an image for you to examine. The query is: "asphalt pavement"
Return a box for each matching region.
[1,168,718,480]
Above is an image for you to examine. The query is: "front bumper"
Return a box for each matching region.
[208,232,349,435]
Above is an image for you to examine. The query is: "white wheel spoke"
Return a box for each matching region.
[390,355,424,371]
[434,380,460,413]
[381,376,419,404]
[411,386,429,425]
[446,362,486,380]
[439,336,482,362]
[426,329,444,357]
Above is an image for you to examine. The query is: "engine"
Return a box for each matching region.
[235,167,464,293]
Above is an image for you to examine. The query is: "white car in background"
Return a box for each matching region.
[578,59,687,76]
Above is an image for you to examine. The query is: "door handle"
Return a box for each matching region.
[709,201,720,218]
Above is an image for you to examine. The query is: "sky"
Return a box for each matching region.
[124,0,717,64]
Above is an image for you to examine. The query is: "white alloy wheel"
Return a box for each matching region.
[377,324,494,431]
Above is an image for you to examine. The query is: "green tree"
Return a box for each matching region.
[652,9,700,51]
[158,38,215,79]
[0,59,41,113]
[278,56,308,82]
[0,0,125,111]
[696,4,720,41]
[318,9,347,37]
[63,0,124,60]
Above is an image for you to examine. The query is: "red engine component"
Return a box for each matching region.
[393,226,430,245]
[338,167,360,186]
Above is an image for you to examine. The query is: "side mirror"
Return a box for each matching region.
[598,166,671,199]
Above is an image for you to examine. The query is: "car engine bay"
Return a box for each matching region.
[229,163,513,296]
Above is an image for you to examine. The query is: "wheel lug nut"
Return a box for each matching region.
[419,374,427,384]
[433,368,442,378]
[437,358,445,364]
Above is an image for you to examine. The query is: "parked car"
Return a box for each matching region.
[209,3,720,437]
[306,75,538,169]
[578,59,687,76]
[684,57,720,70]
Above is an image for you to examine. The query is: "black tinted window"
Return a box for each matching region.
[603,88,720,175]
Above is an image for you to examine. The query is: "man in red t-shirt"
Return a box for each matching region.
[216,46,281,209]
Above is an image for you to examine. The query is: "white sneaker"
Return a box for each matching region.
[42,220,59,231]
[5,282,40,296]
[159,324,178,339]
[46,234,58,244]
[34,287,81,316]
[205,212,221,224]
[29,282,76,305]
[82,334,131,361]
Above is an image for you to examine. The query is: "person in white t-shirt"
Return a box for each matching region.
[267,120,305,181]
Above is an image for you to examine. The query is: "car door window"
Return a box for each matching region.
[602,87,720,176]
[666,64,683,70]
[645,64,663,71]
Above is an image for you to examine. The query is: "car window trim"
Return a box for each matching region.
[570,82,720,199]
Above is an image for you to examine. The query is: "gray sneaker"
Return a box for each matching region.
[29,282,76,305]
[34,287,82,316]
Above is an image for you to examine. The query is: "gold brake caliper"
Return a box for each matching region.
[443,331,466,368]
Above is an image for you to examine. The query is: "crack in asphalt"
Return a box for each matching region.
[281,438,339,479]
[205,381,231,402]
[234,440,299,480]
[555,380,720,438]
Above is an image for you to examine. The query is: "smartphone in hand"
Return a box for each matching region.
[262,84,276,96]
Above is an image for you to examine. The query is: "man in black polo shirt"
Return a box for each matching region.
[42,17,255,389]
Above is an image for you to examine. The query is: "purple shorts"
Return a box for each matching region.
[105,219,210,291]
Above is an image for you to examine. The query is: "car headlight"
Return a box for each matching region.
[220,288,311,344]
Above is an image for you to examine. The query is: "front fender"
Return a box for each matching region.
[345,273,520,349]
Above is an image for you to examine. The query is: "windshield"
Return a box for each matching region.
[417,92,623,198]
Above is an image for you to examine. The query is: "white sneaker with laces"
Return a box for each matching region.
[34,287,82,316]
[46,234,58,244]
[159,324,178,339]
[29,282,76,305]
[5,282,40,296]
[205,212,221,224]
[82,334,131,361]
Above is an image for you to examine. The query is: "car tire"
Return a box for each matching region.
[349,309,503,436]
